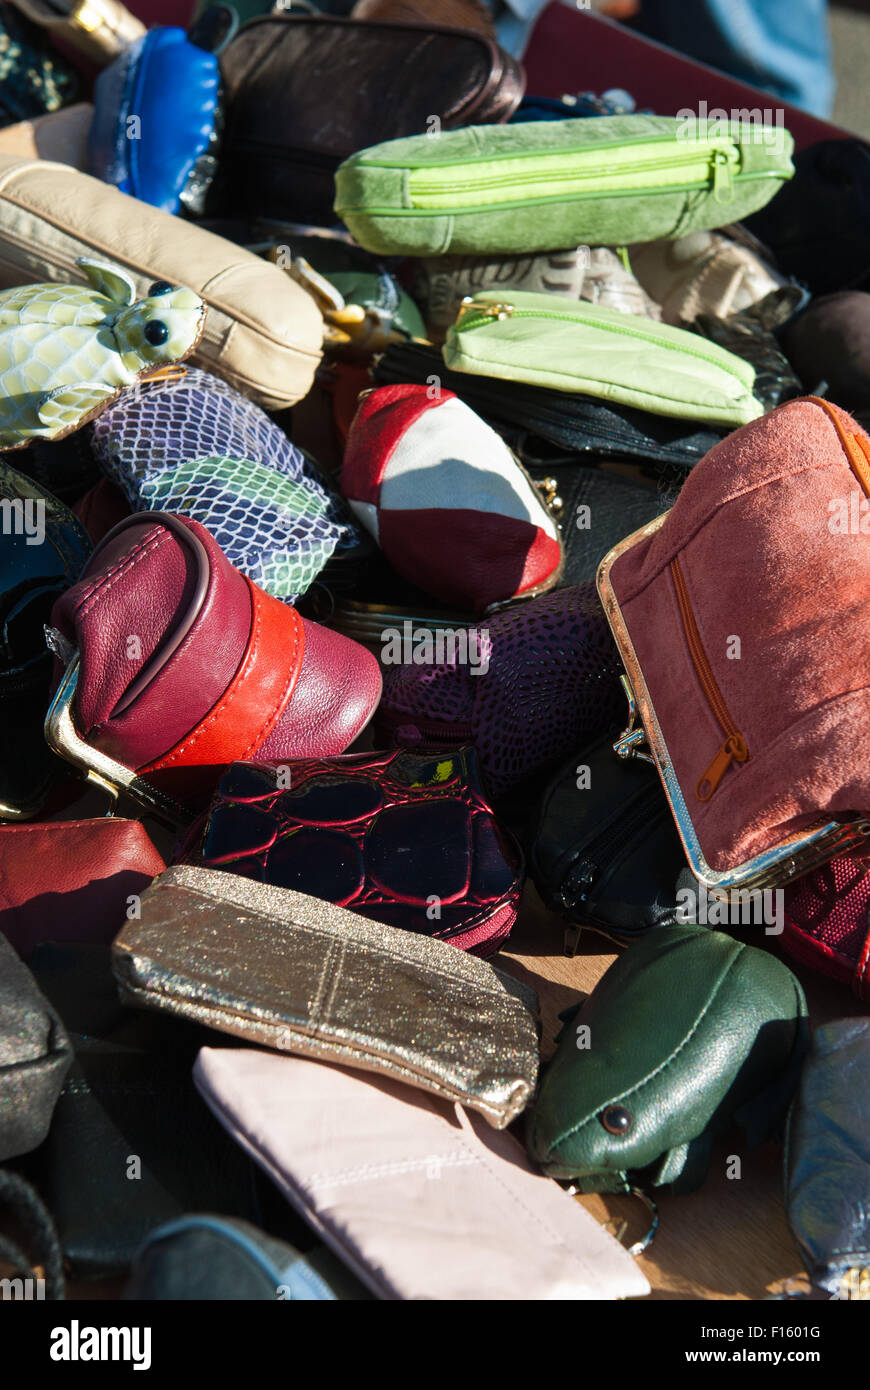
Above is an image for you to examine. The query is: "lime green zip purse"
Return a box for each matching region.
[334,115,793,257]
[443,291,763,426]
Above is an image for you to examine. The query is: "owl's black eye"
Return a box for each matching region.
[148,281,174,296]
[144,320,169,346]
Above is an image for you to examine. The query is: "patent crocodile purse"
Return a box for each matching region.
[185,747,523,956]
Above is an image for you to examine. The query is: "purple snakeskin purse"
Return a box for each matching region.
[182,747,523,956]
[375,584,625,799]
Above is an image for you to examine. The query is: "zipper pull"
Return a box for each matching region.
[560,859,597,912]
[711,149,737,204]
[697,733,749,802]
[456,297,515,327]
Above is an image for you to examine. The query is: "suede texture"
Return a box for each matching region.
[334,115,794,257]
[609,398,870,871]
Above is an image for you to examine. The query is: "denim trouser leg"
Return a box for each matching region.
[638,0,834,117]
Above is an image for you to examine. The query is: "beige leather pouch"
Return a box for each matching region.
[0,104,93,170]
[0,156,323,409]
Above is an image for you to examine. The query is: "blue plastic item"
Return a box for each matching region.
[88,28,220,216]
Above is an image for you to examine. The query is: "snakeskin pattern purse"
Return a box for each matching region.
[375,585,625,799]
[88,367,361,603]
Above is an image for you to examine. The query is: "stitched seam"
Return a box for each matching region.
[75,528,168,622]
[237,600,302,760]
[549,941,745,1153]
[450,1130,606,1276]
[146,589,299,768]
[431,897,512,936]
[160,880,516,997]
[307,1154,476,1189]
[616,404,862,602]
[314,938,347,1035]
[152,585,264,765]
[308,938,337,1033]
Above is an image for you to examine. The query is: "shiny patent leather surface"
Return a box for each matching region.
[89,28,221,215]
[188,747,523,955]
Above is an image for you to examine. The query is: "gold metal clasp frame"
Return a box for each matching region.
[613,673,656,766]
[44,655,189,830]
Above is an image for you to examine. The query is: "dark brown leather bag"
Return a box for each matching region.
[215,12,525,227]
[351,0,496,36]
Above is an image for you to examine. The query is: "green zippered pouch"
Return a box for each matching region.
[443,290,763,426]
[333,115,794,257]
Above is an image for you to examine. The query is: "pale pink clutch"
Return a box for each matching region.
[194,1047,650,1302]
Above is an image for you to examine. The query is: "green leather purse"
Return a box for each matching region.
[334,115,794,257]
[526,925,808,1195]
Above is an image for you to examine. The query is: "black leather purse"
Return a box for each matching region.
[526,729,688,947]
[213,12,524,227]
[21,944,269,1279]
[0,461,91,819]
[0,933,71,1164]
[524,462,676,587]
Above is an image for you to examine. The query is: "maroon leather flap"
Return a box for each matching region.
[0,819,165,956]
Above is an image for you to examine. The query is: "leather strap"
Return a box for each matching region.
[139,577,305,776]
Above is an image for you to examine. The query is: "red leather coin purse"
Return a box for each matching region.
[45,512,382,823]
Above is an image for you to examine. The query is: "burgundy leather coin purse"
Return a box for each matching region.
[183,747,523,956]
[0,819,165,958]
[44,512,382,824]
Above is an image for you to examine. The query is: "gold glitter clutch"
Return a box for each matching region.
[112,865,540,1129]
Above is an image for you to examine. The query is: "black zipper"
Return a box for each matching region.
[559,791,660,913]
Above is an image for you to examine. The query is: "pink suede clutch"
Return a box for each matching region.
[599,397,870,877]
[194,1047,650,1302]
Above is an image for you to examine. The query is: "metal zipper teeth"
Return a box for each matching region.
[456,306,751,382]
[670,555,749,802]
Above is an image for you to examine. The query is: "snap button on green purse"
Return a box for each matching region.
[527,924,808,1196]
